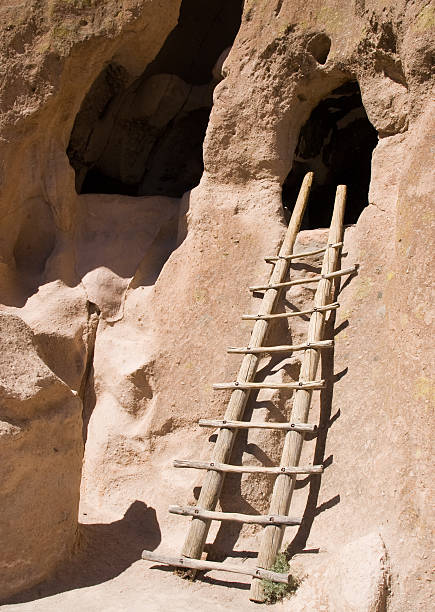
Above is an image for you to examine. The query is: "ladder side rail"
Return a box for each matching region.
[249,184,347,602]
[181,172,314,561]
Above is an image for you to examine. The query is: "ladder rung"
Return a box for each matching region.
[142,550,290,584]
[242,302,339,320]
[213,380,325,390]
[199,419,317,433]
[169,505,302,526]
[227,340,333,354]
[173,459,323,475]
[249,265,358,292]
[264,241,343,262]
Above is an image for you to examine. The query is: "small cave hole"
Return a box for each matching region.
[307,33,331,65]
[283,81,378,228]
[67,0,243,198]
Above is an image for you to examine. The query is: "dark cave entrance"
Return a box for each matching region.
[67,0,243,197]
[283,81,378,228]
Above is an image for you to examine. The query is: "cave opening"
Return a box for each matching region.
[283,81,378,228]
[67,0,243,197]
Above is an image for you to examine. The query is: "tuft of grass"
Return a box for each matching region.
[261,553,300,604]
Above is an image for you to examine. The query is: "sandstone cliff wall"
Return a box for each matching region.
[0,1,433,609]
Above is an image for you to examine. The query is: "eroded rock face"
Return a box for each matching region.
[0,312,83,596]
[0,0,184,600]
[290,533,389,612]
[0,0,433,609]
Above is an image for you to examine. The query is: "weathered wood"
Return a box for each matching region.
[198,419,317,433]
[264,242,343,261]
[173,459,323,475]
[227,339,334,353]
[249,265,357,292]
[142,550,290,584]
[250,185,347,602]
[241,302,339,320]
[181,173,314,561]
[213,380,325,390]
[169,505,302,526]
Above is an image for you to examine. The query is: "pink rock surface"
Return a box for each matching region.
[0,0,433,610]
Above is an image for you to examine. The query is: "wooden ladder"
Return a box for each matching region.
[142,172,357,601]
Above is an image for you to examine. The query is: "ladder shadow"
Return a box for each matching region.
[285,308,343,560]
[199,575,250,591]
[290,262,321,273]
[281,298,312,321]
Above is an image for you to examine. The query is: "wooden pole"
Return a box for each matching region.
[142,550,290,583]
[264,242,343,261]
[180,173,314,561]
[198,419,317,433]
[249,265,357,292]
[212,380,325,391]
[249,185,347,602]
[173,460,323,475]
[227,339,334,353]
[241,302,339,320]
[169,505,302,526]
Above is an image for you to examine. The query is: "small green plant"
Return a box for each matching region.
[262,552,300,604]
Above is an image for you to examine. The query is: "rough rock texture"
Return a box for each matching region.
[290,533,389,611]
[0,0,434,610]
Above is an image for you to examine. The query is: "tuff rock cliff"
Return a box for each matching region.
[0,1,433,610]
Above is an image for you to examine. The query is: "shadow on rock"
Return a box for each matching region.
[4,500,160,604]
[286,307,341,559]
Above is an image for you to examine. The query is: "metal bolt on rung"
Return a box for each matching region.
[281,467,286,472]
[194,509,199,514]
[210,462,215,467]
